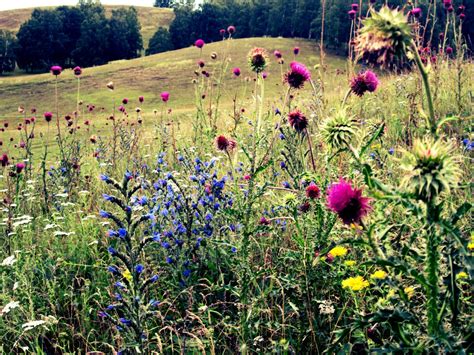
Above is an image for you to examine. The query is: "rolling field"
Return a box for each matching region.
[0,38,346,132]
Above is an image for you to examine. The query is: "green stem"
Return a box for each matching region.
[425,201,441,338]
[410,41,437,137]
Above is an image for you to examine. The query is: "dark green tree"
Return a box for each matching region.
[72,3,110,67]
[154,0,174,7]
[0,30,16,74]
[146,27,174,55]
[15,9,67,71]
[107,7,143,61]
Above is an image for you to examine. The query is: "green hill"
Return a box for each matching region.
[0,5,174,49]
[0,37,346,121]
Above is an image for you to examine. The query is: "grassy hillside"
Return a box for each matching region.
[0,5,174,49]
[0,37,346,121]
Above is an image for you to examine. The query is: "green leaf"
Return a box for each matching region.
[360,123,385,156]
[436,115,458,132]
[451,202,471,225]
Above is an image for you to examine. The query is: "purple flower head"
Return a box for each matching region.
[284,61,311,89]
[232,67,241,77]
[274,50,282,59]
[195,39,205,49]
[73,66,82,76]
[350,70,379,96]
[411,7,422,18]
[50,65,62,76]
[227,25,236,34]
[16,162,26,173]
[161,91,170,102]
[348,10,357,20]
[326,178,371,225]
[351,3,359,11]
[44,112,53,122]
[293,47,300,55]
[219,28,226,36]
[287,109,308,132]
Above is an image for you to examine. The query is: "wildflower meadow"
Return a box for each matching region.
[0,2,473,354]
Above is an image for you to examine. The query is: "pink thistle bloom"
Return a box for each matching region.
[350,70,379,96]
[215,135,236,152]
[232,67,241,76]
[274,50,282,59]
[16,162,26,173]
[219,29,226,36]
[446,46,453,55]
[243,175,251,181]
[284,61,311,89]
[410,7,422,18]
[287,109,308,132]
[73,66,82,76]
[139,96,144,103]
[293,47,300,55]
[161,92,170,102]
[326,178,371,225]
[262,71,268,79]
[19,141,26,148]
[44,112,53,122]
[122,98,129,105]
[50,66,62,76]
[306,183,320,199]
[195,39,205,49]
[351,3,359,11]
[348,10,357,20]
[227,25,236,34]
[1,154,9,167]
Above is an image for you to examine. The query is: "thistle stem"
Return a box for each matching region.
[410,41,437,137]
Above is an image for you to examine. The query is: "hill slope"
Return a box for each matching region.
[0,38,346,120]
[0,6,174,49]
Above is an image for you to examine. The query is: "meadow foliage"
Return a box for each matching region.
[0,4,473,354]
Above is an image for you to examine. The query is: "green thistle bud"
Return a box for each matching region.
[355,6,412,68]
[400,138,461,201]
[283,193,298,208]
[321,110,357,150]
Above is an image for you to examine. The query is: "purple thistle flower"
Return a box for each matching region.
[73,66,82,76]
[350,70,379,96]
[287,109,308,132]
[348,10,357,20]
[50,65,62,76]
[293,47,300,55]
[326,178,371,225]
[195,39,205,49]
[411,7,422,18]
[232,67,241,77]
[284,61,311,89]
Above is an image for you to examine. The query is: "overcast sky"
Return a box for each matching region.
[0,0,155,11]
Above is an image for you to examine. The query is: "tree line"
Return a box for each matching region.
[148,0,473,57]
[0,0,142,74]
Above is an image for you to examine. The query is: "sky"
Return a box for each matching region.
[0,0,155,11]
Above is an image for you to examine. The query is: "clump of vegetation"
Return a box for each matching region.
[0,3,472,354]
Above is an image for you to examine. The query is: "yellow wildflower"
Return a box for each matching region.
[342,276,369,291]
[370,270,388,280]
[329,246,348,258]
[387,289,396,299]
[456,272,468,280]
[122,269,132,282]
[404,286,415,299]
[344,260,356,267]
[467,242,474,251]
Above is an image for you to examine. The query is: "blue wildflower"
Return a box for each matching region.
[135,264,144,274]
